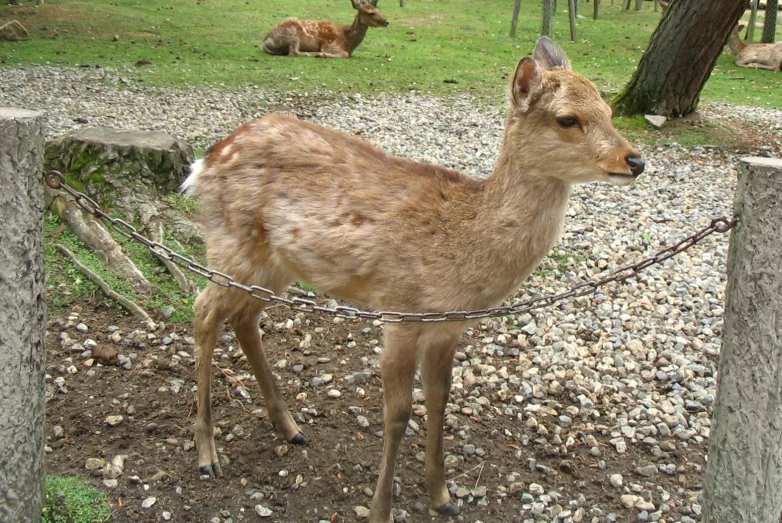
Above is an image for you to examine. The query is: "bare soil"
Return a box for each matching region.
[45,294,708,523]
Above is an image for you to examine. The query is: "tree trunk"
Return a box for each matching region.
[568,0,577,41]
[634,0,643,10]
[748,0,760,42]
[510,0,523,37]
[702,157,782,523]
[762,0,778,43]
[612,0,746,117]
[542,0,556,37]
[0,108,46,522]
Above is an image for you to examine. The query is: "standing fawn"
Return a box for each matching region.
[183,37,645,522]
[727,25,782,72]
[262,0,388,58]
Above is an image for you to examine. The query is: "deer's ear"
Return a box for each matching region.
[534,36,571,71]
[511,57,542,112]
[351,0,362,9]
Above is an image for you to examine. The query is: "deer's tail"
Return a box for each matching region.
[181,158,205,196]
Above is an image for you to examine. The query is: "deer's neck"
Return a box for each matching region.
[728,30,746,56]
[470,119,572,295]
[345,17,369,55]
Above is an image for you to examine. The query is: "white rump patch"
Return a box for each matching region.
[181,158,205,196]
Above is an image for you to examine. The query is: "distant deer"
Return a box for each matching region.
[183,37,644,522]
[262,0,388,58]
[727,24,782,72]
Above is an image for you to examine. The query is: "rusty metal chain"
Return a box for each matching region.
[44,169,737,323]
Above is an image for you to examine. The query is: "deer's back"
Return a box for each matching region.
[195,114,491,310]
[741,42,782,61]
[265,18,346,52]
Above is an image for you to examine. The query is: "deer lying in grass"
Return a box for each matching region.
[262,0,388,58]
[727,25,782,72]
[183,37,645,522]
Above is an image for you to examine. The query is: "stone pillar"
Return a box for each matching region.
[703,157,782,523]
[0,108,46,522]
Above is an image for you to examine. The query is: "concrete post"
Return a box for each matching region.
[0,108,46,522]
[703,157,782,523]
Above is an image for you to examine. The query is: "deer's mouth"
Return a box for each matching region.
[606,172,637,186]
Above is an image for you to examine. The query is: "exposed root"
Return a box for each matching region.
[56,244,153,323]
[48,188,151,294]
[148,219,197,294]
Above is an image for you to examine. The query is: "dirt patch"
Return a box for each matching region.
[45,294,708,523]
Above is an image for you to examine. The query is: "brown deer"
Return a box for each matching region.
[182,37,645,522]
[727,24,782,72]
[262,0,388,58]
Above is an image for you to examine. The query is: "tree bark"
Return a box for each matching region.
[612,0,746,117]
[0,108,46,522]
[762,0,778,43]
[702,157,782,523]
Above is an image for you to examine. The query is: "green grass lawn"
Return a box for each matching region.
[1,0,781,108]
[43,476,112,523]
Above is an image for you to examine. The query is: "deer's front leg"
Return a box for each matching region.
[288,39,329,57]
[318,46,350,58]
[420,334,460,515]
[369,326,418,523]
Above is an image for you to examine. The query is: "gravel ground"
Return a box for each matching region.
[5,65,782,523]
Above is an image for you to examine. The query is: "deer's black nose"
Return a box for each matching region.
[383,20,390,26]
[627,156,645,176]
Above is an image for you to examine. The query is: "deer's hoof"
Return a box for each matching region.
[436,501,460,516]
[290,432,309,445]
[199,462,223,478]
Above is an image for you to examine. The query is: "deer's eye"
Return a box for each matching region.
[557,116,580,128]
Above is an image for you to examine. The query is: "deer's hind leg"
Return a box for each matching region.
[194,283,232,478]
[194,263,298,478]
[229,291,306,444]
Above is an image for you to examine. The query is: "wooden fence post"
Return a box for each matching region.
[0,108,46,522]
[703,157,782,523]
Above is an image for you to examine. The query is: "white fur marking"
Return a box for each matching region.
[181,158,205,196]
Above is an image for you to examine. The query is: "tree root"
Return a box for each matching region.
[56,244,153,323]
[47,188,152,294]
[147,219,197,295]
[137,202,197,295]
